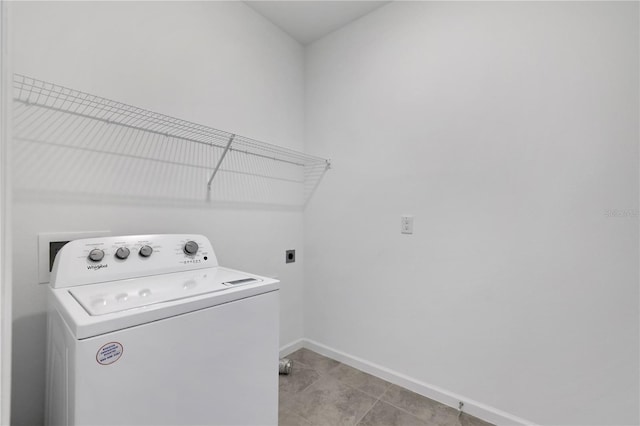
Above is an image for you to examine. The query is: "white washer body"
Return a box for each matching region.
[46,234,279,426]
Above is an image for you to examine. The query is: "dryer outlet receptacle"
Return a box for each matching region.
[285,250,295,264]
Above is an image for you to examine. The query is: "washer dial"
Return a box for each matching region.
[183,241,199,255]
[139,245,153,257]
[88,249,104,262]
[115,247,130,260]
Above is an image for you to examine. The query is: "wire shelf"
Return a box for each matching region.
[12,74,330,207]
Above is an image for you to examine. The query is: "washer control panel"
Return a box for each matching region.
[51,234,218,288]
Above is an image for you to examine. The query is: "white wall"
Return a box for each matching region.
[10,2,305,425]
[1,0,13,423]
[11,2,639,425]
[304,2,639,425]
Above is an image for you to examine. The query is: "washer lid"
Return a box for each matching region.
[50,266,279,339]
[69,267,262,316]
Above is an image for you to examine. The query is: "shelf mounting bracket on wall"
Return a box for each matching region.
[207,134,235,194]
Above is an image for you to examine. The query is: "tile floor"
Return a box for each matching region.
[279,348,494,426]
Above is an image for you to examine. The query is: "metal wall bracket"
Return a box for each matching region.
[207,134,235,192]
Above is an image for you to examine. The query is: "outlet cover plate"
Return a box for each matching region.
[401,215,414,234]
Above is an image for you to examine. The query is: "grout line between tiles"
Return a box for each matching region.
[289,351,395,425]
[351,379,398,425]
[352,393,383,426]
[377,384,480,426]
[286,368,384,426]
[282,350,486,426]
[378,395,455,425]
[297,371,322,394]
[285,367,324,396]
[346,381,390,401]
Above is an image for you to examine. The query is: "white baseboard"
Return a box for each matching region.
[287,338,535,426]
[279,338,305,358]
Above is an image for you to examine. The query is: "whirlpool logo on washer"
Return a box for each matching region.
[87,264,108,271]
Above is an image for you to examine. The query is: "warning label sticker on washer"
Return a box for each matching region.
[96,342,123,365]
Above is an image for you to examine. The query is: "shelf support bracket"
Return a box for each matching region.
[207,134,235,192]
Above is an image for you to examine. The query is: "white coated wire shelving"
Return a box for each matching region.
[12,74,330,206]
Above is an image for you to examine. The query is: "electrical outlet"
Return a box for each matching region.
[401,215,413,234]
[38,231,111,283]
[285,249,296,263]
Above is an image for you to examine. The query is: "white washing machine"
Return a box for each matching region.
[45,234,279,426]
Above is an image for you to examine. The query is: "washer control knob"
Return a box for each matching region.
[88,249,104,262]
[183,241,199,255]
[139,245,153,257]
[115,247,130,260]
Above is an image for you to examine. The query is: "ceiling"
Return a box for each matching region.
[245,1,391,45]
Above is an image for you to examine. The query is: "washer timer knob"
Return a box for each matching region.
[139,245,153,257]
[115,247,130,260]
[88,249,104,262]
[183,241,199,255]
